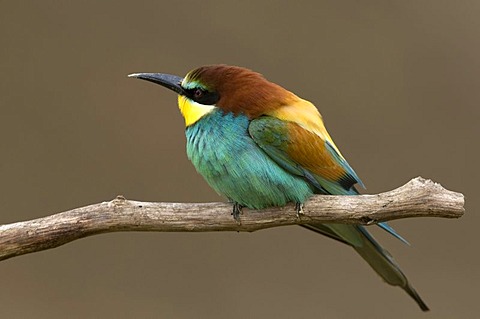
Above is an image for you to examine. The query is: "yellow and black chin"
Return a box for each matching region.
[179,80,220,126]
[177,96,216,127]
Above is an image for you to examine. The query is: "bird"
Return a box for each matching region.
[128,64,429,311]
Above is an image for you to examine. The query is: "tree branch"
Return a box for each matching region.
[0,177,464,261]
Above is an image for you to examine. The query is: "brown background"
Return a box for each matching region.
[0,1,477,318]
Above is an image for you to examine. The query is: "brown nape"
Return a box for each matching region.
[186,65,298,118]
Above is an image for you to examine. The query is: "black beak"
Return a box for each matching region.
[128,73,185,95]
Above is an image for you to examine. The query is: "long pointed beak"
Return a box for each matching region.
[128,73,185,95]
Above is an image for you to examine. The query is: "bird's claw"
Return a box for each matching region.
[295,202,304,218]
[232,202,243,225]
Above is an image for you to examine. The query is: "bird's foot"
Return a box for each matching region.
[232,202,243,224]
[295,202,304,218]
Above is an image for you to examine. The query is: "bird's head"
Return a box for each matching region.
[129,65,297,126]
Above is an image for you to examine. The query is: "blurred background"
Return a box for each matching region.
[0,1,477,318]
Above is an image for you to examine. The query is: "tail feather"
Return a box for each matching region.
[377,222,411,246]
[304,223,429,311]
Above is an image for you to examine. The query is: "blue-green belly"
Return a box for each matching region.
[185,110,313,209]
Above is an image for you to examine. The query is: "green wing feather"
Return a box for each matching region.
[248,116,360,195]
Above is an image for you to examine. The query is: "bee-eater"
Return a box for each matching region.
[129,65,429,311]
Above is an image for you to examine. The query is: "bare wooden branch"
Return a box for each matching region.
[0,177,464,261]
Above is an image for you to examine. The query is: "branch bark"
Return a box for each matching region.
[0,177,464,261]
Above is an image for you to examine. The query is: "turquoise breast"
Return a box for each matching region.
[185,110,313,209]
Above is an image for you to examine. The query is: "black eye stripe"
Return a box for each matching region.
[185,88,220,105]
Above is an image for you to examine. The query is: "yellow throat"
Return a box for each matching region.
[178,96,216,127]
